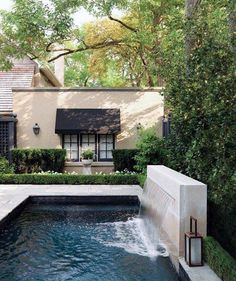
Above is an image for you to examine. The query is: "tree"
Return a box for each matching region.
[0,0,183,87]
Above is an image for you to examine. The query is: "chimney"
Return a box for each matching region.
[54,53,64,86]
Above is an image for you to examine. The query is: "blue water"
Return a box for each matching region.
[0,203,179,281]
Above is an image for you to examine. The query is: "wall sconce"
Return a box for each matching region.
[185,216,203,267]
[33,123,40,135]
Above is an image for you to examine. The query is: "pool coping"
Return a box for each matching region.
[0,185,143,223]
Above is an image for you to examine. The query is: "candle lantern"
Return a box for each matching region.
[185,216,203,267]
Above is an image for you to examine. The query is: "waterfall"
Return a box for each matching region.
[138,176,174,257]
[94,176,174,260]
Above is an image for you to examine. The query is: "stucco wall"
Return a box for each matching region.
[13,88,164,150]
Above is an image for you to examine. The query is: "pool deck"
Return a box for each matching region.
[0,184,143,222]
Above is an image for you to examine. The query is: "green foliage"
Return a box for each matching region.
[0,174,140,185]
[0,157,14,174]
[163,0,236,257]
[81,149,94,160]
[112,149,139,172]
[12,149,66,173]
[137,174,147,188]
[204,236,236,281]
[135,128,168,173]
[207,174,236,259]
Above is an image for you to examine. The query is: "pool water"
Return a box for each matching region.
[0,203,179,281]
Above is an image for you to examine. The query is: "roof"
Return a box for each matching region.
[55,108,121,134]
[0,58,36,112]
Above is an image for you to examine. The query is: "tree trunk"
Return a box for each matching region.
[229,0,236,50]
[185,0,201,72]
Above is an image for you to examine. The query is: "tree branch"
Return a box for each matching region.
[48,39,123,62]
[108,15,138,33]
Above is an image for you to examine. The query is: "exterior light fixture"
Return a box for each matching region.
[33,123,40,135]
[185,216,203,267]
[136,123,142,130]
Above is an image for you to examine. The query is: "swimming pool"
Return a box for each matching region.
[0,197,179,281]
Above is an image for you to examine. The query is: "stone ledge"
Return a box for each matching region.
[179,257,222,281]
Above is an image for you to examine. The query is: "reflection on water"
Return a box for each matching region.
[0,203,179,281]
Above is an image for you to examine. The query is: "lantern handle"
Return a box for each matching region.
[190,216,198,236]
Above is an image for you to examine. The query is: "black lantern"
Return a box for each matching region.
[33,123,40,135]
[185,216,203,267]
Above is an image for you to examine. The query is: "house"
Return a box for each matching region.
[0,57,164,173]
[0,57,62,161]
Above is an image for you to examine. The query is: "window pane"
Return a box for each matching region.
[99,135,106,142]
[100,143,106,150]
[71,135,77,142]
[107,151,113,159]
[89,135,95,142]
[71,143,78,150]
[82,134,88,142]
[64,143,70,150]
[106,135,113,142]
[100,151,106,159]
[66,150,71,159]
[71,150,78,160]
[107,143,113,150]
[64,135,70,142]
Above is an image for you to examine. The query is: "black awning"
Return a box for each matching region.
[55,108,121,134]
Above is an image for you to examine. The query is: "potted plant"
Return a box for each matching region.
[81,149,94,166]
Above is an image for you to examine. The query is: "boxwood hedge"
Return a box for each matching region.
[0,174,141,185]
[204,236,236,281]
[12,149,66,173]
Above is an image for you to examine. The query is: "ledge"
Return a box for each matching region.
[179,258,221,281]
[12,87,163,93]
[65,162,114,167]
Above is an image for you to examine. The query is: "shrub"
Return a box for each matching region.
[0,174,140,185]
[0,157,14,174]
[12,149,66,173]
[204,236,236,281]
[112,149,139,172]
[207,174,236,259]
[134,128,168,173]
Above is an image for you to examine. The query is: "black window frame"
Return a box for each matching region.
[80,134,97,161]
[98,134,115,162]
[62,134,79,161]
[62,133,115,162]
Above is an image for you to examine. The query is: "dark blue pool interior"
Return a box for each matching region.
[0,196,180,281]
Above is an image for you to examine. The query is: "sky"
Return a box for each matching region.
[0,0,97,26]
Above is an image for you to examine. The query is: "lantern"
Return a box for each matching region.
[33,123,40,135]
[185,216,203,267]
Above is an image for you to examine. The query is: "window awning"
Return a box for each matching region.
[55,108,121,134]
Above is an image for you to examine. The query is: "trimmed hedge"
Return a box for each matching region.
[204,236,236,281]
[0,174,141,185]
[12,149,66,173]
[112,149,139,172]
[0,157,14,174]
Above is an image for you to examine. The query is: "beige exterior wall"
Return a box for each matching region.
[13,87,163,151]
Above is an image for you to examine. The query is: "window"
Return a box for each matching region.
[63,135,78,161]
[63,134,115,162]
[98,134,114,161]
[80,134,96,159]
